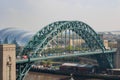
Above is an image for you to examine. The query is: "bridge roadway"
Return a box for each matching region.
[16,49,116,64]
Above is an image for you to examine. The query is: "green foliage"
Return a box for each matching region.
[46,60,52,66]
[40,61,47,65]
[40,60,52,67]
[66,45,73,51]
[42,45,90,55]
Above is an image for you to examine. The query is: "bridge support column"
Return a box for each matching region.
[115,40,120,68]
[0,44,16,80]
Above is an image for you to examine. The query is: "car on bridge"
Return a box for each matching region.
[16,56,21,59]
[22,55,28,59]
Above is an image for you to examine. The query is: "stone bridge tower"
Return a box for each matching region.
[115,40,120,68]
[0,44,16,80]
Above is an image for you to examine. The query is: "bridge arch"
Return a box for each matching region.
[22,21,105,55]
[17,21,115,80]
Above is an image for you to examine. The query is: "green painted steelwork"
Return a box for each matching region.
[22,21,105,55]
[16,49,116,64]
[16,21,116,80]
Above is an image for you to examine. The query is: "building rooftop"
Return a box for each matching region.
[62,63,95,68]
[0,28,34,46]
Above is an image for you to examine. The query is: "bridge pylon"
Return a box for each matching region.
[0,44,16,80]
[115,39,120,68]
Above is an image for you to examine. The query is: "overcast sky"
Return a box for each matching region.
[0,0,120,32]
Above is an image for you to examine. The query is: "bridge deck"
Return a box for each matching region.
[16,49,116,64]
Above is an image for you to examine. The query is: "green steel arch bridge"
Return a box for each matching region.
[16,21,116,80]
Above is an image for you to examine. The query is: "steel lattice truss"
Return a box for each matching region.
[17,21,115,80]
[22,21,105,55]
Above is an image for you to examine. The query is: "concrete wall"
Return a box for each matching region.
[0,44,16,80]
